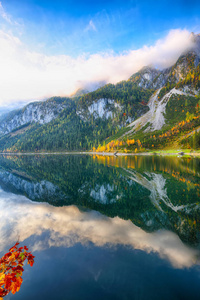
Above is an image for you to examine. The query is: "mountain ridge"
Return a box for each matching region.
[0,33,200,152]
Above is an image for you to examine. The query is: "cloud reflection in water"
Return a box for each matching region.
[0,188,198,269]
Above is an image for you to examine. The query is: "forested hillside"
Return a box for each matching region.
[0,82,152,152]
[0,35,200,153]
[94,50,200,152]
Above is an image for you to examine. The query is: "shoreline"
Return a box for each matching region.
[0,151,200,157]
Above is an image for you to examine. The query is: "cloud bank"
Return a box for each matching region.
[0,28,195,107]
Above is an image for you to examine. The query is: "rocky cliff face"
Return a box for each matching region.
[123,34,200,135]
[130,53,199,91]
[77,98,122,120]
[129,66,170,90]
[0,98,68,136]
[129,34,200,91]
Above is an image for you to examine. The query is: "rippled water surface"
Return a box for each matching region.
[0,154,200,300]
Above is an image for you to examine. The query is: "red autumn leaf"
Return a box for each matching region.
[0,242,35,298]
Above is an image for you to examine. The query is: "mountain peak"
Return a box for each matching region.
[190,32,200,41]
[188,32,200,56]
[139,65,158,73]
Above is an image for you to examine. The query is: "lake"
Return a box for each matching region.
[0,154,200,300]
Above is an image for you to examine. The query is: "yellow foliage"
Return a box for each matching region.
[126,139,135,146]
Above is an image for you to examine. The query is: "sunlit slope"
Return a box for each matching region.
[0,35,200,152]
[95,50,200,151]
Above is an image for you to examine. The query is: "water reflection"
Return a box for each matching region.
[0,188,198,269]
[1,154,200,299]
[0,154,200,247]
[123,168,199,212]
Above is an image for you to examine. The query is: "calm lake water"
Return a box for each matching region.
[0,154,200,300]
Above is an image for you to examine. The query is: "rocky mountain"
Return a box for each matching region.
[77,98,122,121]
[0,33,200,152]
[0,80,151,152]
[123,48,200,137]
[129,65,170,90]
[70,81,106,98]
[0,97,71,136]
[130,33,200,90]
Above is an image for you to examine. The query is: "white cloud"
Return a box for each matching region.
[85,20,97,32]
[0,189,198,269]
[0,28,195,107]
[0,2,12,24]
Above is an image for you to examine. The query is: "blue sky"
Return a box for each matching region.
[0,0,200,107]
[2,0,200,56]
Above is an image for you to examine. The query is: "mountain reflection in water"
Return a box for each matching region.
[0,188,198,269]
[0,155,200,252]
[0,154,200,299]
[0,154,200,246]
